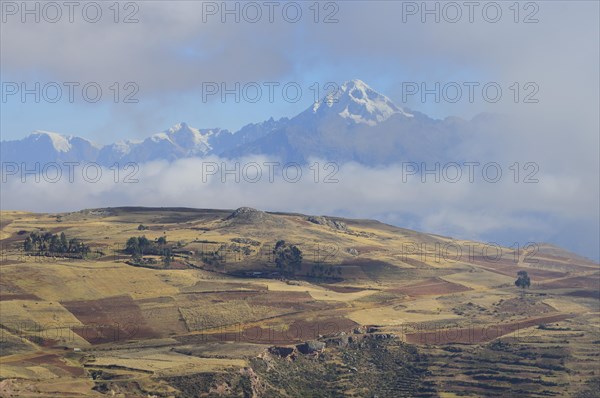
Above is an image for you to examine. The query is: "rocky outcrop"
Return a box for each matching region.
[296,340,326,355]
[327,334,353,347]
[223,207,284,228]
[307,216,349,232]
[266,340,327,359]
[346,248,359,256]
[226,207,266,222]
[268,346,296,359]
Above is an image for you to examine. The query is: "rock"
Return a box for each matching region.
[346,248,359,256]
[327,335,349,347]
[224,207,283,227]
[268,346,296,358]
[226,207,265,221]
[307,216,348,232]
[297,340,326,354]
[370,333,397,340]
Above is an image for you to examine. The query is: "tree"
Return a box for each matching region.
[29,232,41,251]
[125,237,140,255]
[23,237,33,252]
[157,236,167,246]
[273,240,303,278]
[42,231,53,243]
[274,240,285,251]
[162,247,172,268]
[59,232,68,253]
[68,238,78,253]
[49,235,60,253]
[515,270,531,297]
[137,236,151,255]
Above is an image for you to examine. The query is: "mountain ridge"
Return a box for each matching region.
[1,79,472,166]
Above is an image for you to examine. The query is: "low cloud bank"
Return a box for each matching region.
[2,155,597,261]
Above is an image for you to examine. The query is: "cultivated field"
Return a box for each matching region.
[0,207,598,397]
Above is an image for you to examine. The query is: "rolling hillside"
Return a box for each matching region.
[0,207,598,397]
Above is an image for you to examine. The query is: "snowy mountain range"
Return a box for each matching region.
[1,79,482,166]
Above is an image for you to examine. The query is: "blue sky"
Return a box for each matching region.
[1,1,560,143]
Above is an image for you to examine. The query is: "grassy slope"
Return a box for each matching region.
[0,207,598,397]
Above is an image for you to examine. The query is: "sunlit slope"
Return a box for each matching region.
[0,207,597,397]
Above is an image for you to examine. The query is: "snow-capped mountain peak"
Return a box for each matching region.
[167,121,200,137]
[30,130,73,152]
[164,122,214,151]
[150,132,173,143]
[312,79,413,125]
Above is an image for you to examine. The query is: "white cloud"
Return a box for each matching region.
[2,156,597,259]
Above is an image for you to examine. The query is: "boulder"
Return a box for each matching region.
[297,340,326,354]
[268,346,296,358]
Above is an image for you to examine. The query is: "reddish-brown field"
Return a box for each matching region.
[29,354,85,377]
[3,353,85,377]
[199,316,359,344]
[320,285,366,293]
[0,293,40,301]
[61,295,159,344]
[0,281,40,301]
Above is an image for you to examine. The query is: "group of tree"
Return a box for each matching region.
[23,231,90,257]
[125,235,172,267]
[273,240,303,277]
